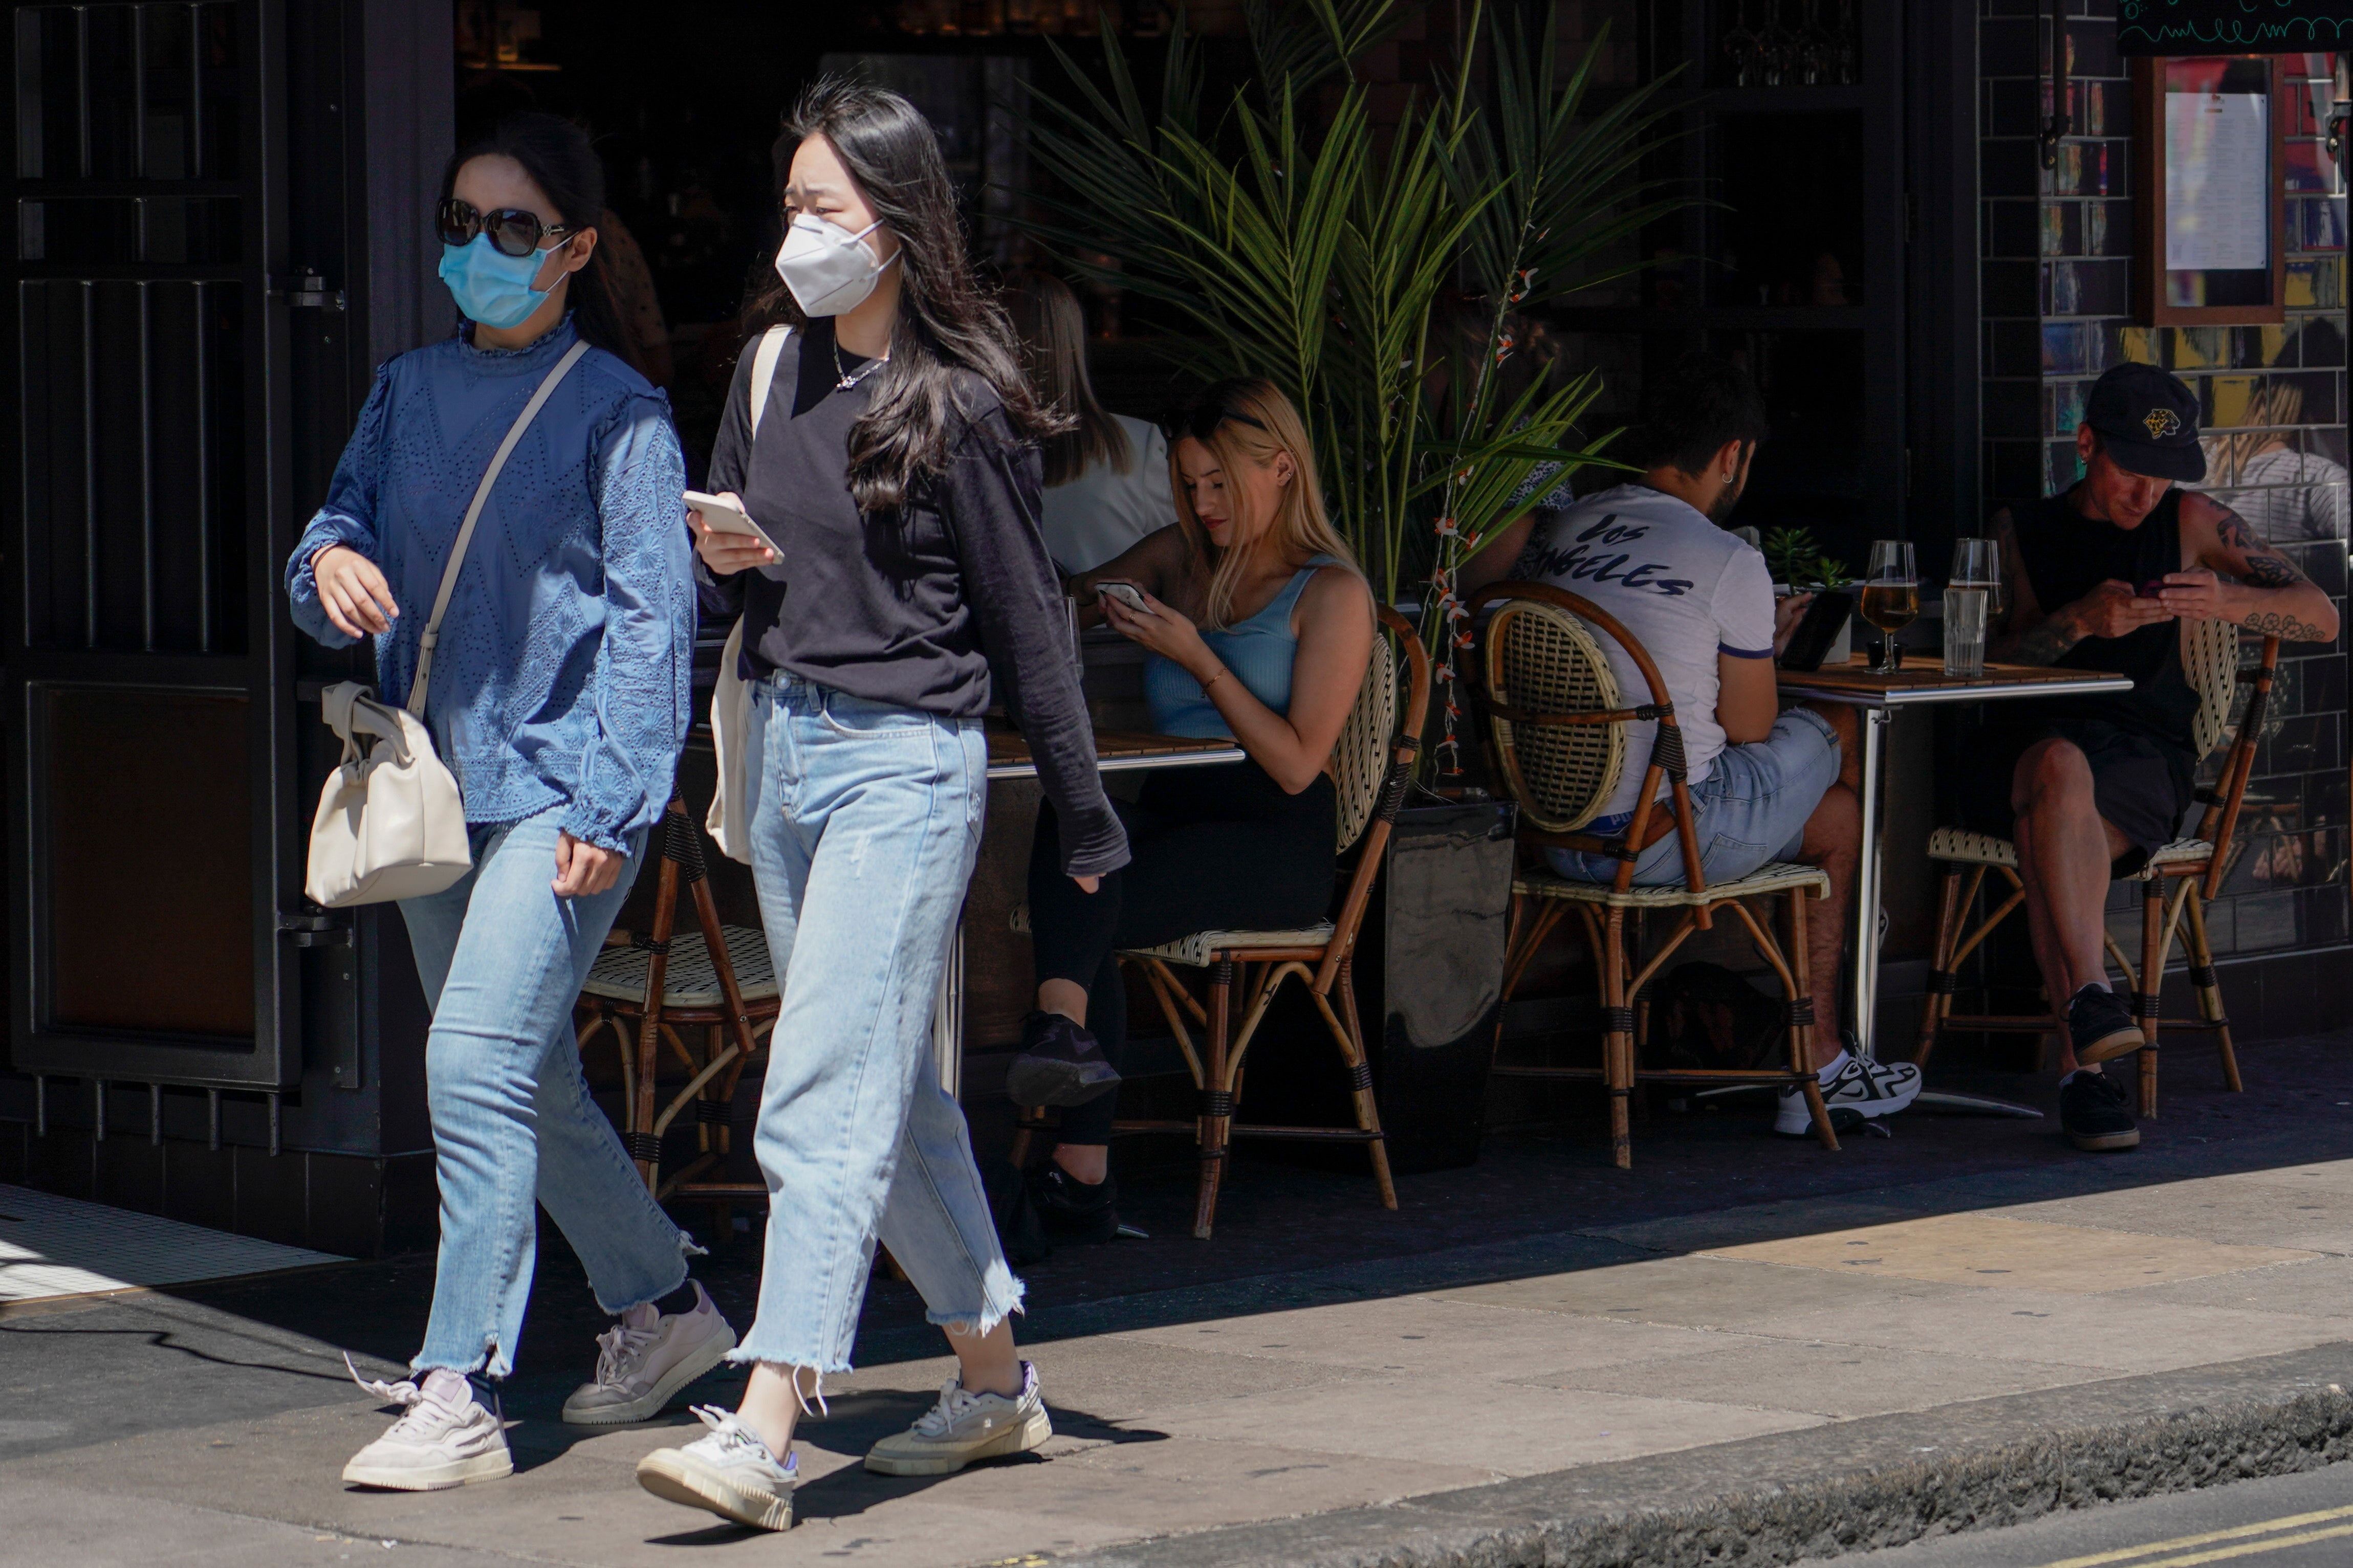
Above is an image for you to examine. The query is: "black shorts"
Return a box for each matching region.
[1957,714,2196,877]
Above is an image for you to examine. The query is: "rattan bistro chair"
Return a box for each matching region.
[1469,582,1841,1168]
[1010,605,1433,1239]
[575,795,780,1214]
[1915,622,2276,1116]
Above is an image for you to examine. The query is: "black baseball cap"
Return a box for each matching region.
[2081,362,2206,482]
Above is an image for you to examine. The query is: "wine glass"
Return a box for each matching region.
[1949,536,2007,622]
[1723,0,1760,88]
[1860,539,1918,674]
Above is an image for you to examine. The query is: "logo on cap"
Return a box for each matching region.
[2144,408,2182,439]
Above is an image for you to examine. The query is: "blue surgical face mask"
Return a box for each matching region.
[438,233,560,330]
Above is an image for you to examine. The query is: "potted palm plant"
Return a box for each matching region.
[1014,0,1687,768]
[1010,2,1693,1167]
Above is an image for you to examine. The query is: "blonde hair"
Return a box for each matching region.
[1001,272,1129,487]
[1171,378,1360,629]
[2201,381,2302,482]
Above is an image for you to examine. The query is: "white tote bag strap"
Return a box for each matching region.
[405,338,593,719]
[749,324,790,440]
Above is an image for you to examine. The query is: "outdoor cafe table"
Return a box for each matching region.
[921,725,1243,1095]
[1773,656,2133,1117]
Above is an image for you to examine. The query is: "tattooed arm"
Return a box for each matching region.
[1986,505,2177,665]
[2168,492,2340,644]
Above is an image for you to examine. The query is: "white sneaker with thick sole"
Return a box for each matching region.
[1775,1055,1923,1136]
[562,1280,737,1426]
[340,1361,513,1491]
[864,1361,1052,1476]
[636,1405,798,1531]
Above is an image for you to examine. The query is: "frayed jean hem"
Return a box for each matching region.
[593,1229,704,1316]
[928,1284,1025,1337]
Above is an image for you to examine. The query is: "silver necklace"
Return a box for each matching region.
[833,338,887,391]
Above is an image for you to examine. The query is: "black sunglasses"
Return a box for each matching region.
[437,198,579,259]
[1174,404,1269,443]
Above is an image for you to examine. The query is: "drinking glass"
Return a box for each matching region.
[1943,586,1988,678]
[1860,539,1918,674]
[1949,536,2007,622]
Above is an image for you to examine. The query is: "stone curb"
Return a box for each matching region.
[1050,1343,2353,1568]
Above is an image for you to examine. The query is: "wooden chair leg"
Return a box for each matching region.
[2137,877,2164,1120]
[1603,909,1633,1170]
[1915,864,1965,1067]
[2182,885,2242,1093]
[1788,887,1839,1152]
[1317,956,1396,1210]
[1193,957,1236,1238]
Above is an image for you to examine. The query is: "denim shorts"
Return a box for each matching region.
[1548,707,1841,887]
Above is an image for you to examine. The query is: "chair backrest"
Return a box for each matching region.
[1468,581,1709,899]
[1331,626,1401,852]
[1317,605,1432,987]
[1480,596,1628,833]
[2182,615,2239,761]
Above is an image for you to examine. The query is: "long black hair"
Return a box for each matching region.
[739,79,1064,515]
[438,113,630,366]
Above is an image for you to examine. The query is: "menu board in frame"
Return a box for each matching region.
[2131,55,2287,326]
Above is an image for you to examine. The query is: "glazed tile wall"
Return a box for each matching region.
[1981,1,2351,1013]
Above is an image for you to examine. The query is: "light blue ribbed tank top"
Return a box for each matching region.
[1144,555,1340,739]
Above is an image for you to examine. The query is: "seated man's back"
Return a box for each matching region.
[1508,482,1775,819]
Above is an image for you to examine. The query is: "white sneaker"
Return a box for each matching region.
[340,1360,513,1491]
[636,1405,798,1531]
[562,1280,737,1426]
[1776,1055,1923,1135]
[863,1361,1052,1476]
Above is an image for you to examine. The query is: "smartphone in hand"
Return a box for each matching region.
[1098,581,1151,614]
[684,490,784,557]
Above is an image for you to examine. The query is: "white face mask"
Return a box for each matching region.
[773,212,898,318]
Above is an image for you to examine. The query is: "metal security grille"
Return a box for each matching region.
[4,0,308,1097]
[15,3,244,655]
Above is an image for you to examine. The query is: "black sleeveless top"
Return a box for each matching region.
[2012,486,2200,751]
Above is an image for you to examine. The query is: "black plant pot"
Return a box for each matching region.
[1349,798,1518,1174]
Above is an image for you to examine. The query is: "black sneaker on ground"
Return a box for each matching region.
[2059,1068,2140,1151]
[2067,984,2145,1065]
[1005,1010,1122,1108]
[1026,1164,1119,1245]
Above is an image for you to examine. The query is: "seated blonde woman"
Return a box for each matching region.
[1006,378,1376,1243]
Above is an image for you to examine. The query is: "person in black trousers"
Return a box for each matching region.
[1008,379,1376,1241]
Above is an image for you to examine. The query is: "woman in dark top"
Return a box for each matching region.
[634,82,1125,1532]
[1009,379,1376,1245]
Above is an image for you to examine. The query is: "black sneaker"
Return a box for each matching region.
[2067,985,2145,1065]
[2060,1069,2140,1152]
[1027,1164,1119,1245]
[1005,1011,1121,1109]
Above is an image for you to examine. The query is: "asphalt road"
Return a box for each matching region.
[1843,1462,2353,1566]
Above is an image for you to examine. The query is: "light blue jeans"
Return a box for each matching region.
[1549,708,1842,887]
[399,804,695,1378]
[733,674,1021,1373]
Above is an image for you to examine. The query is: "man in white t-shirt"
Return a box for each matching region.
[1463,354,1918,1134]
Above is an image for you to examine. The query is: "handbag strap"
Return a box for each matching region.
[749,324,790,440]
[406,338,593,719]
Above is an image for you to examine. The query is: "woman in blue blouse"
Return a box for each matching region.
[287,116,725,1493]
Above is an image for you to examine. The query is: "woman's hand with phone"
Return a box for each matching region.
[687,491,775,576]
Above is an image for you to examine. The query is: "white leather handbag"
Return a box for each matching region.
[705,324,791,865]
[304,339,591,908]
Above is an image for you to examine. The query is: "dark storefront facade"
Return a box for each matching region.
[0,0,2343,1253]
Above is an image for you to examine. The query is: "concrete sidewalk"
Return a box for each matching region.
[6,1045,2353,1566]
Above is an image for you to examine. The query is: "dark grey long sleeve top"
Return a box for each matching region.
[698,321,1128,878]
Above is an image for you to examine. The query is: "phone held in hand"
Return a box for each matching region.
[1777,588,1856,673]
[683,490,785,558]
[2136,579,2169,599]
[1098,581,1150,614]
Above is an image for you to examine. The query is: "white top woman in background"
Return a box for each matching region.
[1003,272,1178,572]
